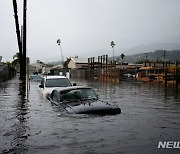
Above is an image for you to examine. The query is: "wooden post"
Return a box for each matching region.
[92,57,95,80]
[98,56,100,80]
[106,55,108,81]
[110,61,112,82]
[114,61,116,82]
[165,62,167,89]
[175,61,178,92]
[88,58,90,79]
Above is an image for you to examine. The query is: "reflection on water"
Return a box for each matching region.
[12,81,29,153]
[0,78,29,154]
[0,77,180,154]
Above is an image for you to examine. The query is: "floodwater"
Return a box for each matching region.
[0,76,180,154]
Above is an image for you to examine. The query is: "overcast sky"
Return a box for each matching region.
[1,0,180,63]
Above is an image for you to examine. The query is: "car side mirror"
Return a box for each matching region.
[73,83,77,86]
[39,85,44,88]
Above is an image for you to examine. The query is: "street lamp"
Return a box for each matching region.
[57,38,63,65]
[111,41,115,62]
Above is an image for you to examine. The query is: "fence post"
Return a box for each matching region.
[175,61,179,92]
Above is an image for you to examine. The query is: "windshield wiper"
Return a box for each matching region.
[80,97,98,101]
[61,99,80,103]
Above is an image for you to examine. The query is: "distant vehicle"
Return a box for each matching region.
[38,75,75,97]
[29,75,42,81]
[48,86,121,115]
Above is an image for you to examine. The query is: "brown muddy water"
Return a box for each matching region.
[0,76,180,154]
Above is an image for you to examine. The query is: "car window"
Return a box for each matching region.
[52,91,60,102]
[60,88,97,101]
[45,78,72,87]
[81,88,97,99]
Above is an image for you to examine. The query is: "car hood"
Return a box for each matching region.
[65,100,121,115]
[43,87,66,96]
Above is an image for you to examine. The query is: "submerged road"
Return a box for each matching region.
[0,76,180,154]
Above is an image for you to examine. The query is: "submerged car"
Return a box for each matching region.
[38,75,75,96]
[49,86,121,115]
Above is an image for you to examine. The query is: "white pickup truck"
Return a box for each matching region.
[38,75,76,97]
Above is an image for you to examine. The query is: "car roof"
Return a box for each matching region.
[53,86,92,92]
[42,75,68,80]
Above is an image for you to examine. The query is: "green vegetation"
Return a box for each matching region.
[12,52,20,67]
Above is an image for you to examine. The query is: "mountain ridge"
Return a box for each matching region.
[125,42,180,55]
[123,50,180,63]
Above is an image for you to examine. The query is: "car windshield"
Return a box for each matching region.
[30,75,42,79]
[60,88,97,102]
[45,78,72,87]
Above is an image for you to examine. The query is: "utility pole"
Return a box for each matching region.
[12,0,23,79]
[22,0,27,80]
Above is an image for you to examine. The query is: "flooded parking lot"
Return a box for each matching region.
[0,76,180,154]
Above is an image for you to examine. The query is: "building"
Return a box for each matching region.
[67,57,89,69]
[30,60,51,74]
[0,56,15,82]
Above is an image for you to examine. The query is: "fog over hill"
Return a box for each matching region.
[125,42,180,55]
[123,50,180,64]
[118,42,180,63]
[46,42,180,65]
[82,42,180,58]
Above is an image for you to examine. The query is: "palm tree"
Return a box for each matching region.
[63,58,71,68]
[120,53,125,64]
[12,52,20,66]
[110,41,115,62]
[57,38,63,65]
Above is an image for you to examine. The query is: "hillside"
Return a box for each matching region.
[125,42,180,55]
[123,50,180,63]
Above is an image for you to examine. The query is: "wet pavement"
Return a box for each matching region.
[0,76,180,154]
